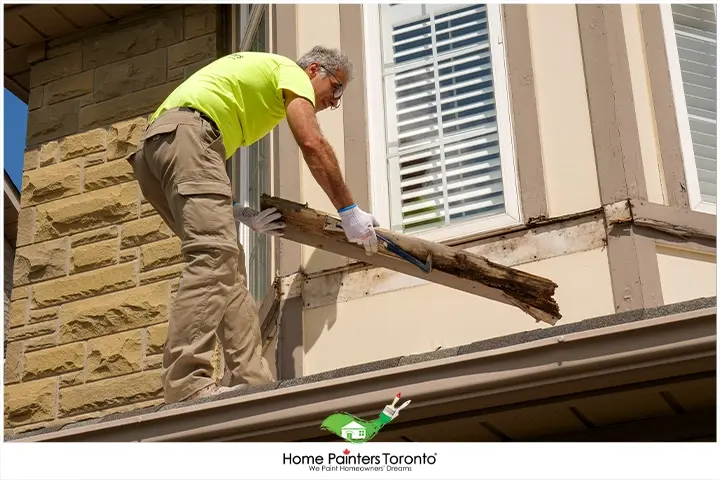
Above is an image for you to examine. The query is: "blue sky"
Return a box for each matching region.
[4,88,28,192]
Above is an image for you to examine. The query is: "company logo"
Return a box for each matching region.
[282,449,437,473]
[320,393,411,444]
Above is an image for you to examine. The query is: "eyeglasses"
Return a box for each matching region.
[320,65,344,99]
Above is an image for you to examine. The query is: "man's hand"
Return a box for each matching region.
[338,204,379,255]
[234,205,285,237]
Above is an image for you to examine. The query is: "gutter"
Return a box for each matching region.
[12,307,716,442]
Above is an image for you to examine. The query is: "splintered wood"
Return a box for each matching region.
[261,195,562,325]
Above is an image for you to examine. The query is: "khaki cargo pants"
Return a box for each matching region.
[128,107,274,403]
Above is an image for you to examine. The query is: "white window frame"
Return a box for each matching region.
[362,3,522,243]
[660,4,717,215]
[229,4,273,302]
[232,4,265,254]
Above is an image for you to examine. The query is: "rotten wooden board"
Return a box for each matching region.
[261,195,562,325]
[629,199,716,242]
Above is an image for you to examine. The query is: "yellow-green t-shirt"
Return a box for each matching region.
[150,52,315,159]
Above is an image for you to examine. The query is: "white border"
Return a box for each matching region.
[659,4,717,215]
[2,443,719,480]
[362,4,522,243]
[363,4,392,230]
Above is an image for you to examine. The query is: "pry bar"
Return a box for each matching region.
[322,217,432,274]
[375,232,433,274]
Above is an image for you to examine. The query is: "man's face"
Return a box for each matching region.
[307,63,346,112]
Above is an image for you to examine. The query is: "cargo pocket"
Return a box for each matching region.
[143,122,179,143]
[176,180,237,253]
[177,180,232,198]
[202,122,226,159]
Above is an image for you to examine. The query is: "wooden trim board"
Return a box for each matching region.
[339,4,371,212]
[271,4,304,379]
[503,4,548,222]
[577,4,648,203]
[261,194,562,325]
[630,199,716,242]
[639,4,690,208]
[605,199,716,242]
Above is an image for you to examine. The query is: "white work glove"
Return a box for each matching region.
[233,204,285,237]
[338,204,379,255]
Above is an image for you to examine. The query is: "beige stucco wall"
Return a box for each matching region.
[527,5,601,218]
[302,247,615,374]
[621,4,666,205]
[296,4,351,275]
[656,246,716,305]
[278,4,715,378]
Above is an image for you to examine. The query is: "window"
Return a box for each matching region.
[662,4,717,214]
[363,4,521,242]
[229,4,272,303]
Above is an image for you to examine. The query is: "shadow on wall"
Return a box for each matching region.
[295,247,341,360]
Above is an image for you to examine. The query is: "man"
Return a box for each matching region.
[127,46,379,404]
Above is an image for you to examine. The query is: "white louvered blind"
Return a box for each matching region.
[672,4,717,205]
[379,4,508,234]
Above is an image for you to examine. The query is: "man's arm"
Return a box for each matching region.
[283,89,379,255]
[283,90,354,210]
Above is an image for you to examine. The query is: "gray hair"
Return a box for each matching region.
[297,45,354,82]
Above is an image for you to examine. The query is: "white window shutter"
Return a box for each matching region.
[672,4,717,205]
[379,4,508,233]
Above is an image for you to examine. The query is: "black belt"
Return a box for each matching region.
[169,106,219,132]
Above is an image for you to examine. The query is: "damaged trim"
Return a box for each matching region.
[273,199,713,311]
[258,280,281,351]
[302,213,606,310]
[262,195,561,324]
[12,306,715,442]
[605,199,716,242]
[630,199,716,242]
[602,196,716,311]
[639,226,716,256]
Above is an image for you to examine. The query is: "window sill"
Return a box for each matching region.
[393,212,523,245]
[691,201,716,216]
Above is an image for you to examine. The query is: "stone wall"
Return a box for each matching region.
[4,238,15,357]
[3,5,221,436]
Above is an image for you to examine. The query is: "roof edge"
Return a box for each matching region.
[10,305,716,442]
[4,171,21,212]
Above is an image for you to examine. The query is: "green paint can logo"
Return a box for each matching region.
[320,393,411,443]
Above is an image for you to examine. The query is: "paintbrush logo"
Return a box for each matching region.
[320,393,411,443]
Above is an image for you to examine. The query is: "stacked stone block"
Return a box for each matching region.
[4,239,15,355]
[4,5,220,436]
